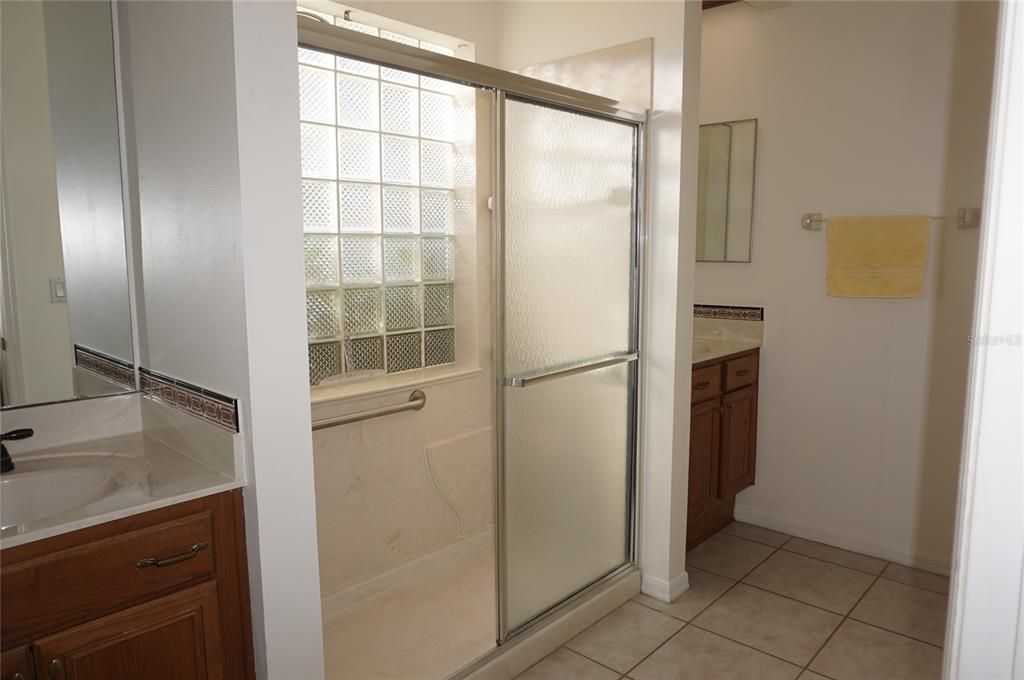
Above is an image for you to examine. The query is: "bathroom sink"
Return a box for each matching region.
[1,454,149,530]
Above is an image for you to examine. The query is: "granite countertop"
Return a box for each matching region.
[692,339,762,364]
[1,432,242,549]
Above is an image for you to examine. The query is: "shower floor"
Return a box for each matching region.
[323,530,496,680]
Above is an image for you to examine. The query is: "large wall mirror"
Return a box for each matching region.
[1,0,135,408]
[696,118,757,263]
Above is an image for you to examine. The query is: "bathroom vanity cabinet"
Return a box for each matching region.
[687,349,760,550]
[0,490,254,680]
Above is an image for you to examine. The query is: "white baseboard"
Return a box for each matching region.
[321,526,493,621]
[734,504,951,576]
[460,569,641,680]
[641,570,690,603]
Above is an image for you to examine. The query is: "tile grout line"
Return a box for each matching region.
[686,620,813,670]
[563,645,632,677]
[777,545,885,576]
[874,573,951,597]
[731,524,950,595]
[703,535,949,666]
[802,563,888,674]
[845,616,946,650]
[617,535,792,678]
[560,527,945,680]
[673,530,944,675]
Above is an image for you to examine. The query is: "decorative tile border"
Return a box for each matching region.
[139,367,239,432]
[74,345,136,390]
[694,304,764,321]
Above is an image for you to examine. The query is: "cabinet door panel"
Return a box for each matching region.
[719,385,757,497]
[34,582,223,680]
[1,646,31,680]
[688,397,721,519]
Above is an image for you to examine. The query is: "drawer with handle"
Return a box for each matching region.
[691,365,722,402]
[725,353,759,391]
[1,511,215,646]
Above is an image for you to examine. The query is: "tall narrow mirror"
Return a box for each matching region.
[1,0,135,408]
[696,118,757,263]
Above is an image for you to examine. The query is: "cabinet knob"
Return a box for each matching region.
[12,673,27,680]
[49,658,64,680]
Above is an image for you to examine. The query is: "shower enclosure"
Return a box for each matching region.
[299,14,645,676]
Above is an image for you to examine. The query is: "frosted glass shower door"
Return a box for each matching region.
[500,97,640,635]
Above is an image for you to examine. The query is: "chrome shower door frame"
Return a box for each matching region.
[297,12,648,655]
[493,93,645,642]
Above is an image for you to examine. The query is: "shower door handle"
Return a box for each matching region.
[502,352,638,388]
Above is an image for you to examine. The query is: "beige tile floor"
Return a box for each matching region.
[517,523,949,680]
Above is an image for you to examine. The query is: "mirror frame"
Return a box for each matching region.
[696,117,758,264]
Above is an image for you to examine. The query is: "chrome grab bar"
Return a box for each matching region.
[312,390,426,430]
[503,353,639,388]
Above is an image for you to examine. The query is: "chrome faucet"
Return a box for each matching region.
[0,428,33,474]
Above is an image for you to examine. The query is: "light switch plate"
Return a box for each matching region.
[50,277,67,303]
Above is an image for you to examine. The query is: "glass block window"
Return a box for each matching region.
[298,14,460,385]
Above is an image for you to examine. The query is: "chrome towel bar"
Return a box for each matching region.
[801,208,980,231]
[503,353,639,388]
[312,390,426,430]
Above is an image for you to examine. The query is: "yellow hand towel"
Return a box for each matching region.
[826,215,930,298]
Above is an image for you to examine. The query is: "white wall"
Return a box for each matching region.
[231,3,327,677]
[0,0,75,404]
[698,1,995,571]
[944,1,1024,674]
[921,0,999,572]
[119,2,325,677]
[43,0,133,363]
[348,1,502,66]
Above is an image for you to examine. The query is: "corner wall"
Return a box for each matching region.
[118,2,325,677]
[697,1,996,571]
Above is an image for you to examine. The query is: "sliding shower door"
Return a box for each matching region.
[498,96,641,637]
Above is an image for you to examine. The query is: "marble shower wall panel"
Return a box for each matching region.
[425,427,495,539]
[313,373,494,596]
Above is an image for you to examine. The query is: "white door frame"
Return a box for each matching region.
[944,0,1024,677]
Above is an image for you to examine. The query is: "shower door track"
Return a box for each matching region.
[298,14,649,671]
[298,16,646,124]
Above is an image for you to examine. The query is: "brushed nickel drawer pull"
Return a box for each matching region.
[48,658,63,680]
[736,369,751,376]
[136,542,208,569]
[695,382,710,390]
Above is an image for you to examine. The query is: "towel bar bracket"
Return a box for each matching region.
[801,212,824,231]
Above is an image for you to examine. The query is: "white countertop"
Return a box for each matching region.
[693,339,761,364]
[1,432,242,549]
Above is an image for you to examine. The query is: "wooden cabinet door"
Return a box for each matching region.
[1,646,31,680]
[719,385,758,498]
[688,397,721,519]
[33,582,223,680]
